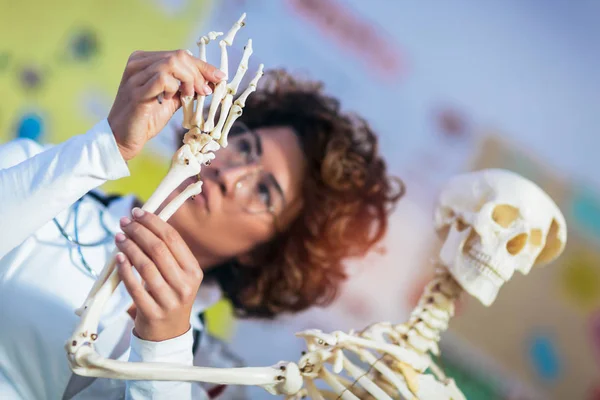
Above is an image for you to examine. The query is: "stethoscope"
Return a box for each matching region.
[52,192,118,279]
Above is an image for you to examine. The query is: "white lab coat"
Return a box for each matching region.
[0,120,216,399]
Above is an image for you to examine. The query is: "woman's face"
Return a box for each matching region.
[165,124,306,269]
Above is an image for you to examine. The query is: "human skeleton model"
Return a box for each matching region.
[65,14,568,400]
[285,168,567,399]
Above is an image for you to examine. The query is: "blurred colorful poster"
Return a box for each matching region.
[446,133,600,400]
[569,185,600,243]
[0,0,213,200]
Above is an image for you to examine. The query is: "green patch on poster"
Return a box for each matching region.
[436,353,503,400]
[569,185,600,242]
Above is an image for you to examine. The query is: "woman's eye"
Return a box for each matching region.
[236,138,252,161]
[257,182,272,207]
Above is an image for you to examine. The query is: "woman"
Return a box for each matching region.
[0,50,403,399]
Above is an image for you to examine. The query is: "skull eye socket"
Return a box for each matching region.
[507,233,528,255]
[492,204,520,228]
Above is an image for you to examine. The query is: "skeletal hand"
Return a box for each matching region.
[115,208,203,342]
[108,50,226,161]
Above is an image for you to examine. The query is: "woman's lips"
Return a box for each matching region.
[193,190,208,212]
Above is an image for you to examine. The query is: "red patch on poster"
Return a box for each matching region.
[287,0,404,79]
[588,382,600,400]
[589,311,600,368]
[436,107,469,139]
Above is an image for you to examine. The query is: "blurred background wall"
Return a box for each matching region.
[1,0,599,399]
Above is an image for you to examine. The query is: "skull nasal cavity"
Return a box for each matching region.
[492,204,520,228]
[507,233,528,255]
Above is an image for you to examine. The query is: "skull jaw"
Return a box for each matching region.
[439,227,503,307]
[446,258,502,306]
[514,255,538,275]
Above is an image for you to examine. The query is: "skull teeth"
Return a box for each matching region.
[465,247,505,285]
[467,248,491,263]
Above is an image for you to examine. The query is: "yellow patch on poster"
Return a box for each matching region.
[100,150,170,201]
[0,0,213,144]
[559,253,600,312]
[204,299,235,340]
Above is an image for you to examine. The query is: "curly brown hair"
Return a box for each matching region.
[203,69,404,318]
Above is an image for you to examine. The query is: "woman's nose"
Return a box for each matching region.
[211,164,262,195]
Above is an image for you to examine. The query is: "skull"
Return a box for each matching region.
[434,169,567,306]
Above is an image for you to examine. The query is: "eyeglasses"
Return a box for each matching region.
[213,122,286,220]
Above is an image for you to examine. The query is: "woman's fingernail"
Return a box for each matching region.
[120,217,131,227]
[132,208,144,219]
[116,252,126,264]
[203,84,212,95]
[115,233,127,243]
[214,70,226,80]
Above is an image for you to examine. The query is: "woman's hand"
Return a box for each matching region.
[115,207,203,342]
[108,50,226,161]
